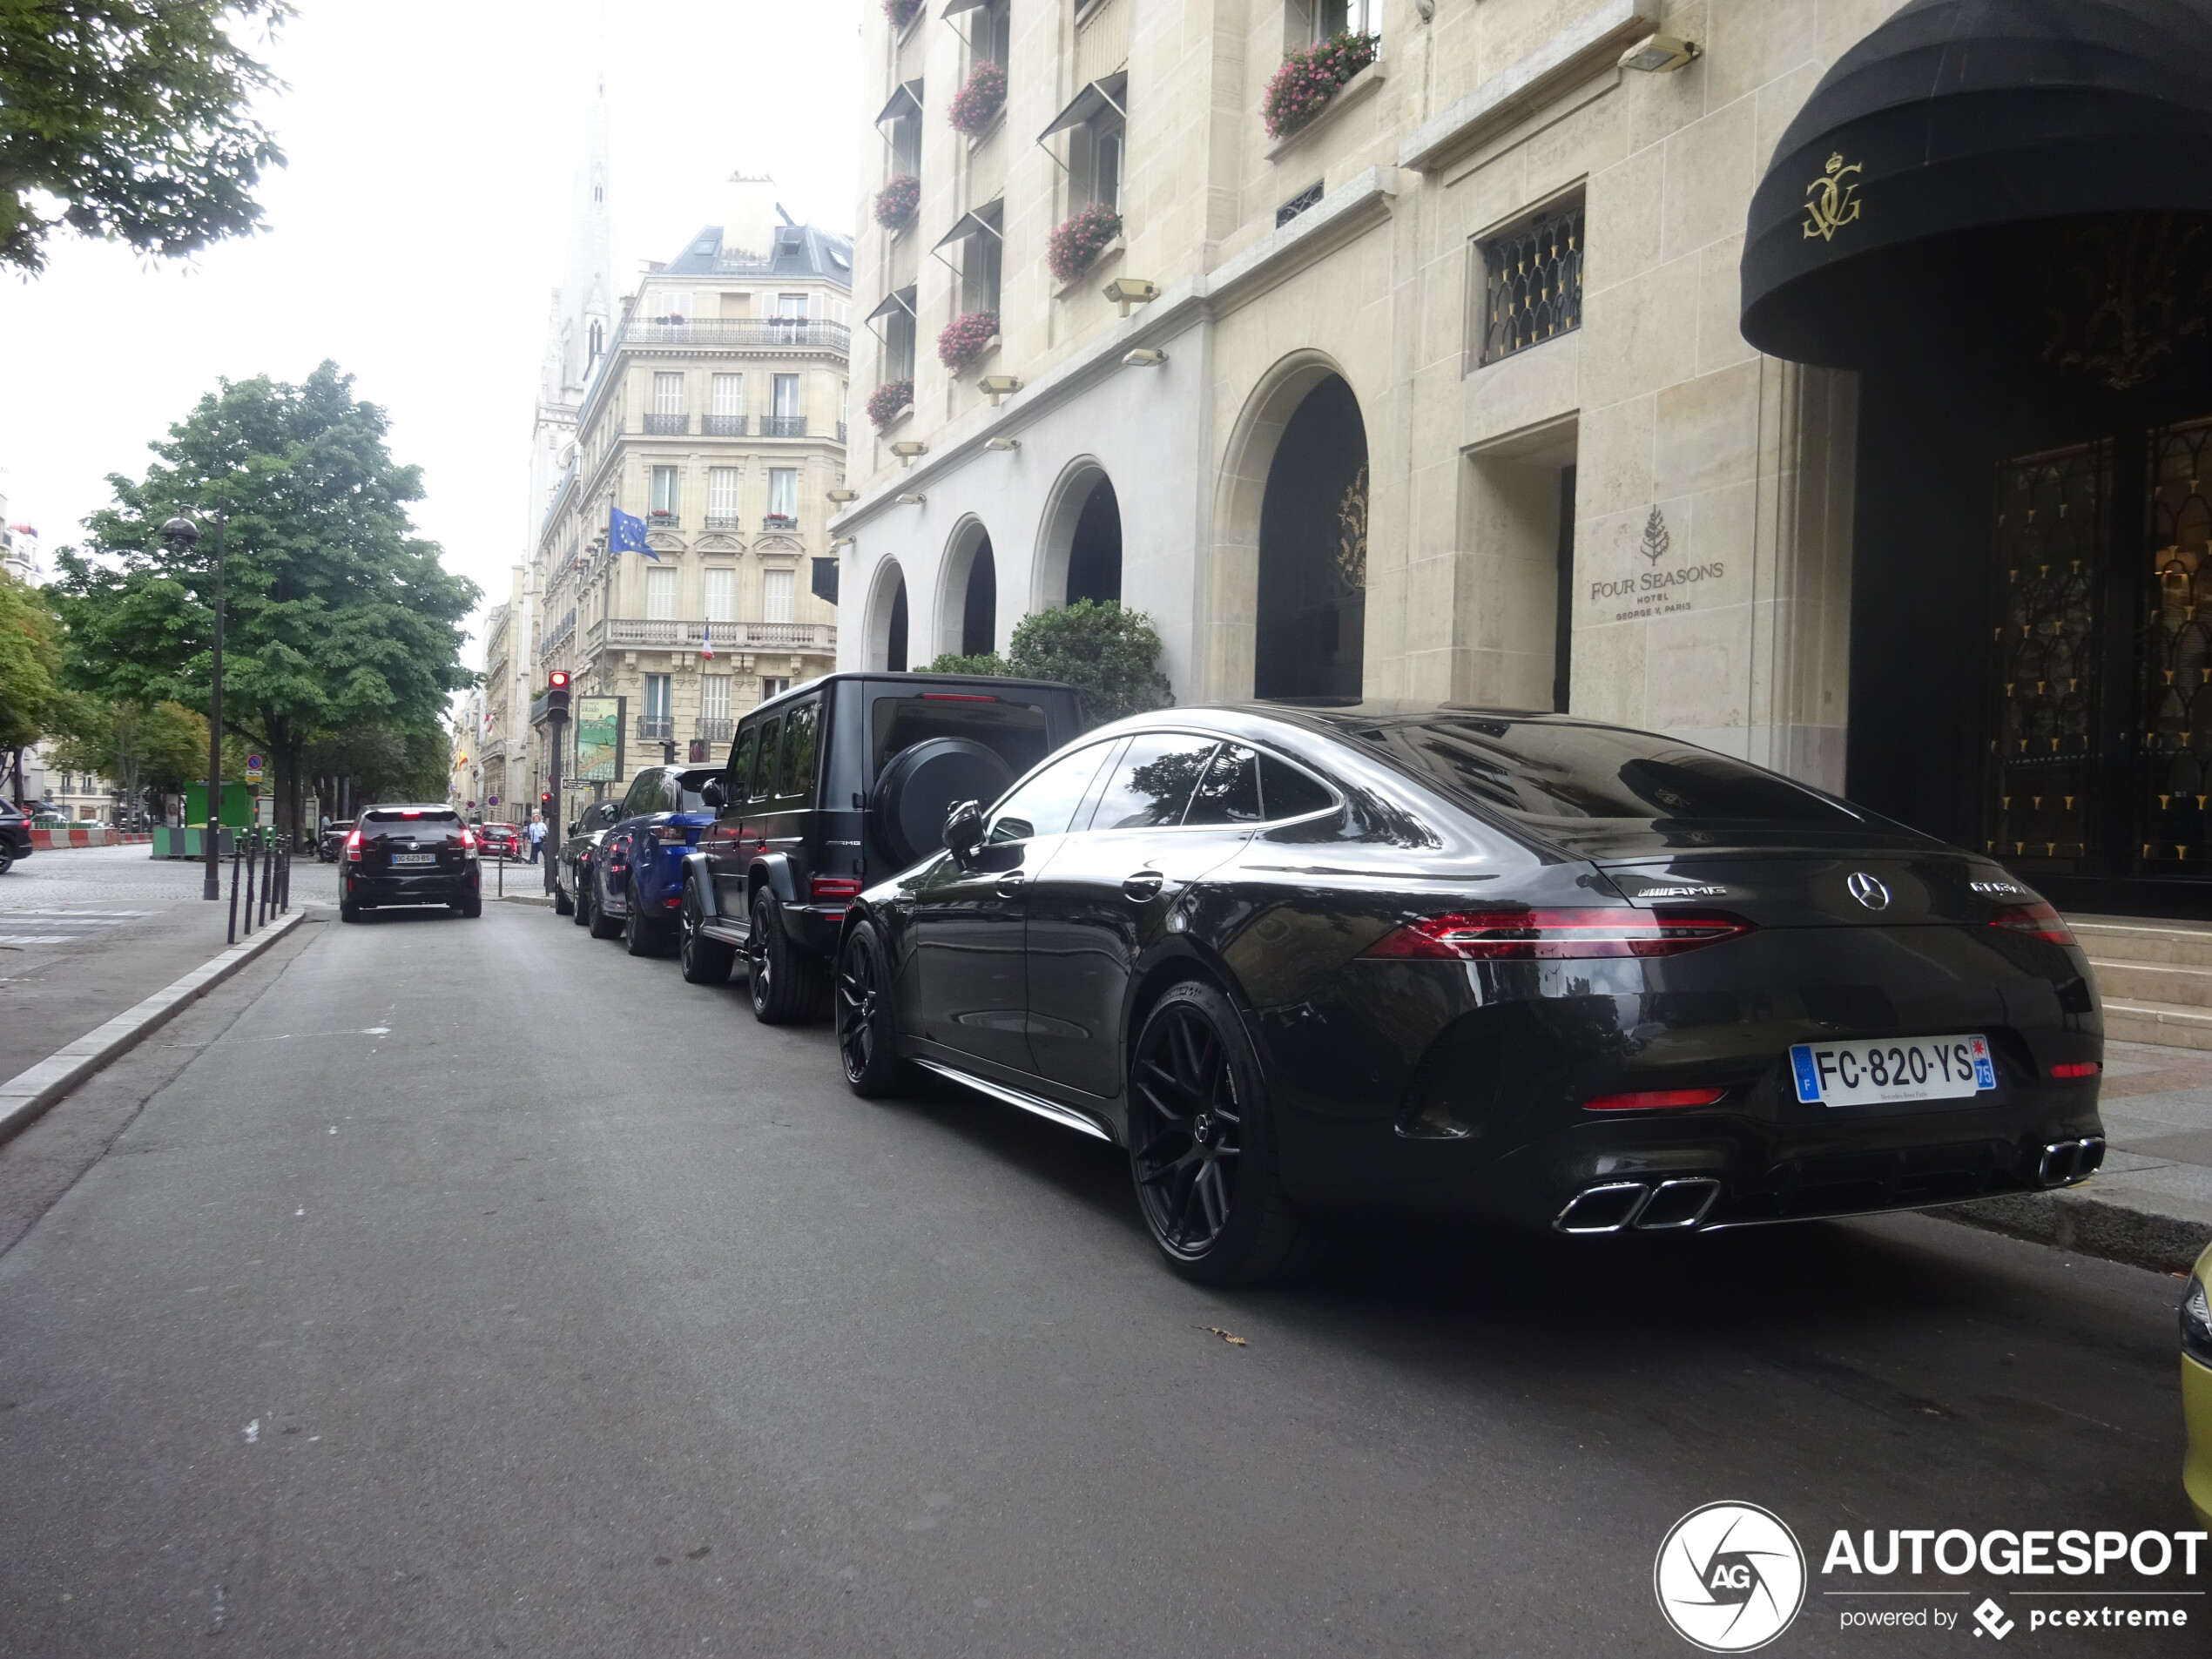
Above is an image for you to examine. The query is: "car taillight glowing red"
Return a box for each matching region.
[1360,908,1753,961]
[2049,1061,2101,1080]
[459,829,477,851]
[345,829,362,861]
[1989,901,2075,946]
[1583,1088,1728,1112]
[811,876,863,904]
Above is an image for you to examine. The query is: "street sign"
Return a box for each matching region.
[244,754,264,778]
[489,795,501,806]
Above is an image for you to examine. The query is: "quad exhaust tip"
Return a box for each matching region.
[1554,1177,1721,1235]
[2037,1136,2106,1189]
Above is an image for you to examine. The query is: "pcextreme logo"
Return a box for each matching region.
[1655,1502,1809,1652]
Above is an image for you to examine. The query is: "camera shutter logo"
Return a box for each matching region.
[1846,871,1891,911]
[1654,1502,1806,1652]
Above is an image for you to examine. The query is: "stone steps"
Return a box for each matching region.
[2072,915,2212,1049]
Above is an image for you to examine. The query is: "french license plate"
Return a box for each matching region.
[390,853,435,867]
[1790,1034,1996,1108]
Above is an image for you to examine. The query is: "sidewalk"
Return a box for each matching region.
[1948,1037,2212,1272]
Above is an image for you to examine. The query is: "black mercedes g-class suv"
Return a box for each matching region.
[678,671,1086,1022]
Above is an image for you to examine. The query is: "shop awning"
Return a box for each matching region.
[1038,71,1127,144]
[929,200,1004,255]
[873,79,924,130]
[863,287,916,325]
[1740,0,2212,368]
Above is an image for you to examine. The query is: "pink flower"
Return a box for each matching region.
[867,380,914,429]
[936,310,1000,372]
[1048,204,1123,283]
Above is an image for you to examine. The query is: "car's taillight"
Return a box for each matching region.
[653,825,698,845]
[459,829,477,851]
[2049,1060,2101,1080]
[1361,908,1753,961]
[1583,1088,1728,1112]
[345,829,362,862]
[811,876,863,905]
[1989,901,2075,946]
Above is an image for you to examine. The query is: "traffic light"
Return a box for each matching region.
[545,670,570,716]
[540,791,552,808]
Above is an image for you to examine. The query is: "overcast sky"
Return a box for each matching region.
[0,0,864,667]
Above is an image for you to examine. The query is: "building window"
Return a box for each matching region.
[768,374,805,437]
[763,569,795,624]
[704,565,736,621]
[650,465,680,519]
[652,373,683,415]
[701,673,732,725]
[1303,0,1377,43]
[587,320,604,361]
[708,373,745,435]
[766,468,799,526]
[653,288,691,321]
[646,564,678,620]
[760,676,792,699]
[887,294,917,381]
[643,674,673,739]
[1476,195,1584,367]
[706,469,740,529]
[963,225,1002,314]
[777,293,808,319]
[975,0,1011,65]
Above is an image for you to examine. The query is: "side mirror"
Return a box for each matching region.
[568,819,580,836]
[701,777,725,809]
[942,799,985,867]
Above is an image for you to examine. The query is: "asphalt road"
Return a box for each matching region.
[0,897,2202,1656]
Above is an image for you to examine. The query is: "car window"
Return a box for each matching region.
[1258,753,1336,820]
[775,697,821,803]
[361,808,462,841]
[1183,745,1262,826]
[749,715,784,801]
[677,768,719,812]
[1087,735,1222,832]
[619,771,659,819]
[987,742,1116,843]
[1366,718,1862,826]
[726,724,760,805]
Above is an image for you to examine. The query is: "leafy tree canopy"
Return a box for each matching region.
[0,573,61,755]
[1006,600,1173,728]
[0,0,290,273]
[45,695,211,794]
[53,361,479,832]
[921,651,1013,678]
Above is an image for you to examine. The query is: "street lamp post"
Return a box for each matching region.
[160,512,226,901]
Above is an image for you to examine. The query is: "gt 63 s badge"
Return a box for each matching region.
[1655,1502,1807,1651]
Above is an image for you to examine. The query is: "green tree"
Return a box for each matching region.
[53,361,479,837]
[1007,600,1173,727]
[0,0,289,273]
[0,574,61,801]
[46,695,212,817]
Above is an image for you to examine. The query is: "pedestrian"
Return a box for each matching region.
[528,814,545,863]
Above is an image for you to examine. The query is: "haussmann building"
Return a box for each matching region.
[829,0,2212,921]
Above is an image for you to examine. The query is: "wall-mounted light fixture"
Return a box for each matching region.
[978,374,1023,407]
[985,437,1022,452]
[1103,277,1161,318]
[889,440,929,465]
[826,487,860,504]
[1618,34,1699,71]
[1122,347,1168,368]
[896,492,927,505]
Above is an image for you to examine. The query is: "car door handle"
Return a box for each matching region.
[1123,869,1164,901]
[995,872,1026,898]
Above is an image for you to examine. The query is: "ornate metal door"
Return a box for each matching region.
[2140,418,2212,870]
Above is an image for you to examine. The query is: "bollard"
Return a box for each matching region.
[259,837,273,928]
[241,832,256,937]
[226,836,242,945]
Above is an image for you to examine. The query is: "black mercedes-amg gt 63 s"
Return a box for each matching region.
[832,705,2105,1285]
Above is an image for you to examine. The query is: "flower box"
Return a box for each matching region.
[948,61,1008,137]
[883,0,921,29]
[1262,30,1379,142]
[873,174,920,230]
[867,380,914,430]
[1049,203,1123,284]
[937,310,1001,374]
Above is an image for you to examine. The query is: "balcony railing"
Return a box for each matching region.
[695,718,734,745]
[586,617,839,655]
[648,509,679,528]
[763,415,808,438]
[637,715,676,742]
[763,513,799,531]
[635,318,851,354]
[704,514,740,531]
[644,412,691,435]
[703,414,748,437]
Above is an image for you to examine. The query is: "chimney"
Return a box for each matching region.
[720,172,783,264]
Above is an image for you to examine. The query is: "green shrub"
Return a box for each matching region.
[922,651,1013,677]
[1008,601,1173,728]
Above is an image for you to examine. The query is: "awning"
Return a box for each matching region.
[1038,71,1128,144]
[941,0,993,13]
[863,287,916,325]
[929,200,1004,255]
[1740,0,2212,368]
[873,79,923,130]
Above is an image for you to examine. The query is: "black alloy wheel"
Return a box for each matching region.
[623,880,665,955]
[836,919,919,1096]
[1127,980,1329,1286]
[747,888,825,1024]
[0,847,17,875]
[587,871,624,940]
[554,876,575,917]
[678,877,737,984]
[566,867,590,925]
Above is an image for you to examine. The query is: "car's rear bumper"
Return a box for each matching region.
[344,869,478,905]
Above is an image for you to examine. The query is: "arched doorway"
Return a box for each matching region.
[1034,462,1122,610]
[937,521,998,659]
[1255,374,1366,702]
[868,560,910,672]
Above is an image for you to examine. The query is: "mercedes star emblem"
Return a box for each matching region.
[1846,872,1892,911]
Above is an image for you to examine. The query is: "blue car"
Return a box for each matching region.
[582,765,721,955]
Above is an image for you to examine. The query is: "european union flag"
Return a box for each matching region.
[610,505,656,560]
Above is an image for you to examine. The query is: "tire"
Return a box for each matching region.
[836,918,921,1096]
[1126,979,1332,1287]
[747,887,826,1024]
[340,897,361,923]
[623,883,668,955]
[0,847,14,876]
[554,880,575,917]
[587,874,624,940]
[569,868,592,927]
[678,877,738,985]
[459,894,482,919]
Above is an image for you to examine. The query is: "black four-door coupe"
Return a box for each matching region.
[833,705,2107,1285]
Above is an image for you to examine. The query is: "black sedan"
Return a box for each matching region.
[832,705,2106,1285]
[0,800,30,874]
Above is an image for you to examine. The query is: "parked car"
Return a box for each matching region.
[553,799,619,925]
[0,800,31,874]
[2186,1241,2212,1527]
[828,704,2108,1285]
[476,821,520,860]
[316,820,352,863]
[678,672,1087,1020]
[339,805,482,921]
[579,765,721,954]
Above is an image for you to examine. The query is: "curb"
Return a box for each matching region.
[0,909,310,1144]
[1937,1190,2212,1276]
[499,893,556,907]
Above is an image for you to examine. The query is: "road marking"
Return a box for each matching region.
[0,908,161,947]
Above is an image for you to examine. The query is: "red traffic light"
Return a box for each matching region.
[548,670,570,689]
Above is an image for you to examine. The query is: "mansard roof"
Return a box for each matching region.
[659,219,853,287]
